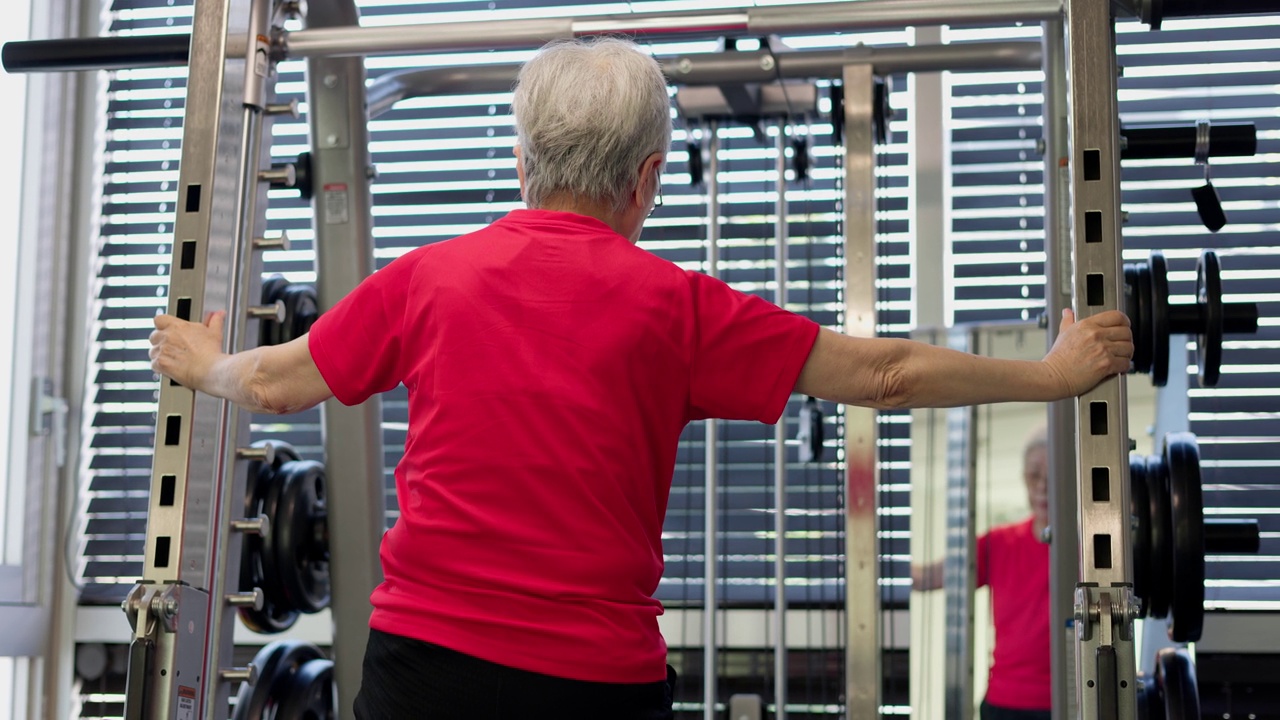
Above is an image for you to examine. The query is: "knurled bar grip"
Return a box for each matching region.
[1,34,189,72]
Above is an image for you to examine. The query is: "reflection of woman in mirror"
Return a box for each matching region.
[913,427,1051,720]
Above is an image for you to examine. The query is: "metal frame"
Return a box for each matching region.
[1041,17,1081,720]
[301,2,386,716]
[1064,1,1138,718]
[941,330,978,720]
[702,122,722,720]
[841,62,880,720]
[19,0,1235,713]
[772,121,789,720]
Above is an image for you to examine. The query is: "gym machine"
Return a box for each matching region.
[6,0,1275,717]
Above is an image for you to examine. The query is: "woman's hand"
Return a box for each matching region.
[1042,309,1134,397]
[149,311,226,390]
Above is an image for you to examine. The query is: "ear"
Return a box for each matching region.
[632,152,664,208]
[514,146,527,198]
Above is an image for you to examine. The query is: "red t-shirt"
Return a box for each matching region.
[977,517,1052,710]
[308,209,819,684]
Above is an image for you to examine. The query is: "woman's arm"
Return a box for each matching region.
[149,311,333,415]
[795,309,1133,409]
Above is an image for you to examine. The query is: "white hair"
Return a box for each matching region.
[512,37,673,213]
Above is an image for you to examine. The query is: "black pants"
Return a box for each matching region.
[980,700,1052,720]
[354,628,676,720]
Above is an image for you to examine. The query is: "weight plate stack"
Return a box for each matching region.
[1145,453,1173,620]
[232,640,327,720]
[272,460,331,615]
[1130,454,1152,614]
[1165,432,1205,643]
[1196,251,1224,387]
[239,440,302,634]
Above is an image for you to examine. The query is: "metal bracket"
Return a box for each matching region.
[29,377,68,467]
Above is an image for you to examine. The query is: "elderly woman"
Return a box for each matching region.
[150,38,1132,720]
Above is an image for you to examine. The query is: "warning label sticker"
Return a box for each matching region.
[323,182,350,225]
[176,686,196,720]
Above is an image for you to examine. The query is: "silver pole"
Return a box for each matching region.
[303,1,387,717]
[283,0,1062,60]
[367,42,1042,120]
[1041,18,1079,720]
[703,123,721,720]
[1064,0,1137,717]
[842,63,881,720]
[773,123,789,720]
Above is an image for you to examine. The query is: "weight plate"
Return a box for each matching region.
[232,640,326,720]
[1137,263,1155,377]
[274,658,336,720]
[1165,432,1205,643]
[1155,648,1200,720]
[1130,454,1152,616]
[239,441,301,634]
[1145,454,1173,620]
[1135,674,1158,720]
[259,276,290,347]
[274,460,331,614]
[281,283,319,343]
[1196,251,1223,387]
[1149,252,1171,387]
[258,462,292,615]
[1125,264,1152,374]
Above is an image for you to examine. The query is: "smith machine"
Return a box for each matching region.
[3,0,1272,717]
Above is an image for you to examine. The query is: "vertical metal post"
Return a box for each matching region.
[942,330,977,720]
[125,0,272,717]
[703,122,722,720]
[842,63,881,720]
[1064,1,1138,718]
[1041,17,1081,720]
[773,122,789,720]
[910,25,949,331]
[303,2,387,716]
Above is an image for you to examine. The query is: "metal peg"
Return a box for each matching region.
[265,98,299,118]
[247,301,286,323]
[237,443,275,464]
[231,514,271,538]
[221,665,258,685]
[259,164,296,188]
[253,232,290,252]
[225,589,264,611]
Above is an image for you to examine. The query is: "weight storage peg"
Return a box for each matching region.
[232,640,329,720]
[1123,250,1258,387]
[258,275,320,347]
[1129,432,1261,643]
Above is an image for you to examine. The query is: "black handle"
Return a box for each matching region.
[1223,302,1259,335]
[1156,0,1277,21]
[2,34,190,73]
[1121,123,1257,160]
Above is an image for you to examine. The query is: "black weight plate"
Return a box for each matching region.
[239,441,302,634]
[259,275,290,347]
[1135,674,1158,720]
[1137,263,1155,377]
[232,640,325,720]
[1145,454,1173,620]
[281,283,319,343]
[1156,648,1200,720]
[1125,264,1152,374]
[1149,252,1170,387]
[258,463,292,614]
[1130,454,1152,616]
[1165,432,1205,643]
[274,460,331,614]
[274,658,336,720]
[1196,251,1223,387]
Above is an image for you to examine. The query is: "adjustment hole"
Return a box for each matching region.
[1094,534,1112,569]
[1092,467,1110,502]
[1084,149,1102,181]
[1089,401,1108,436]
